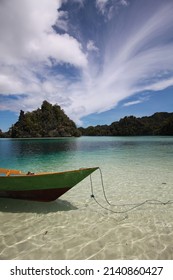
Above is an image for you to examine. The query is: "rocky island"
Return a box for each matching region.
[1,100,81,138]
[0,101,173,137]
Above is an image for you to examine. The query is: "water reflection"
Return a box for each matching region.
[1,136,173,172]
[11,138,79,156]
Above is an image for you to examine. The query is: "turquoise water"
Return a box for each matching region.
[0,136,173,259]
[1,136,173,172]
[1,136,173,204]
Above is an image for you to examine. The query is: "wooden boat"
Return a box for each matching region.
[0,167,98,202]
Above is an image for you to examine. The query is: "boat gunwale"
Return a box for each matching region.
[0,167,99,178]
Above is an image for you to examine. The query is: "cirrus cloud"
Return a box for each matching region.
[0,0,173,128]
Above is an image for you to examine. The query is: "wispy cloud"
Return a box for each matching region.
[120,0,129,6]
[87,40,99,53]
[123,100,143,107]
[123,95,150,107]
[0,0,173,126]
[96,0,109,14]
[55,10,69,32]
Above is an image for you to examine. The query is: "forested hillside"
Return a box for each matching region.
[79,113,173,136]
[1,103,173,137]
[2,101,81,138]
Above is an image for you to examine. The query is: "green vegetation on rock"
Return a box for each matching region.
[1,103,173,137]
[79,112,173,136]
[3,101,81,138]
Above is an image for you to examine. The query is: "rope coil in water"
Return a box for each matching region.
[90,167,173,214]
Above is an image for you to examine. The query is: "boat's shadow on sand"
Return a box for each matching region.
[0,198,78,213]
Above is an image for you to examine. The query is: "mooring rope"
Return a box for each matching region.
[90,167,173,214]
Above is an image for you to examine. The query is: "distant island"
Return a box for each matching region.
[0,101,173,137]
[0,100,81,138]
[79,112,173,136]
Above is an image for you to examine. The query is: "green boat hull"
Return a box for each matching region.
[0,167,98,202]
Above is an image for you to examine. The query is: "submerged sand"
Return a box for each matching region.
[0,172,173,260]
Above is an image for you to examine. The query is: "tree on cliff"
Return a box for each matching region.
[10,100,81,138]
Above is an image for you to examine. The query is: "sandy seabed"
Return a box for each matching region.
[0,171,173,260]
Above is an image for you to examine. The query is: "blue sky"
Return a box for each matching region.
[0,0,173,131]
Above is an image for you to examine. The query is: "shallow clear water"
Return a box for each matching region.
[1,136,173,171]
[0,136,173,259]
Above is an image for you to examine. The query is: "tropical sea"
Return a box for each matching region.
[0,136,173,260]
